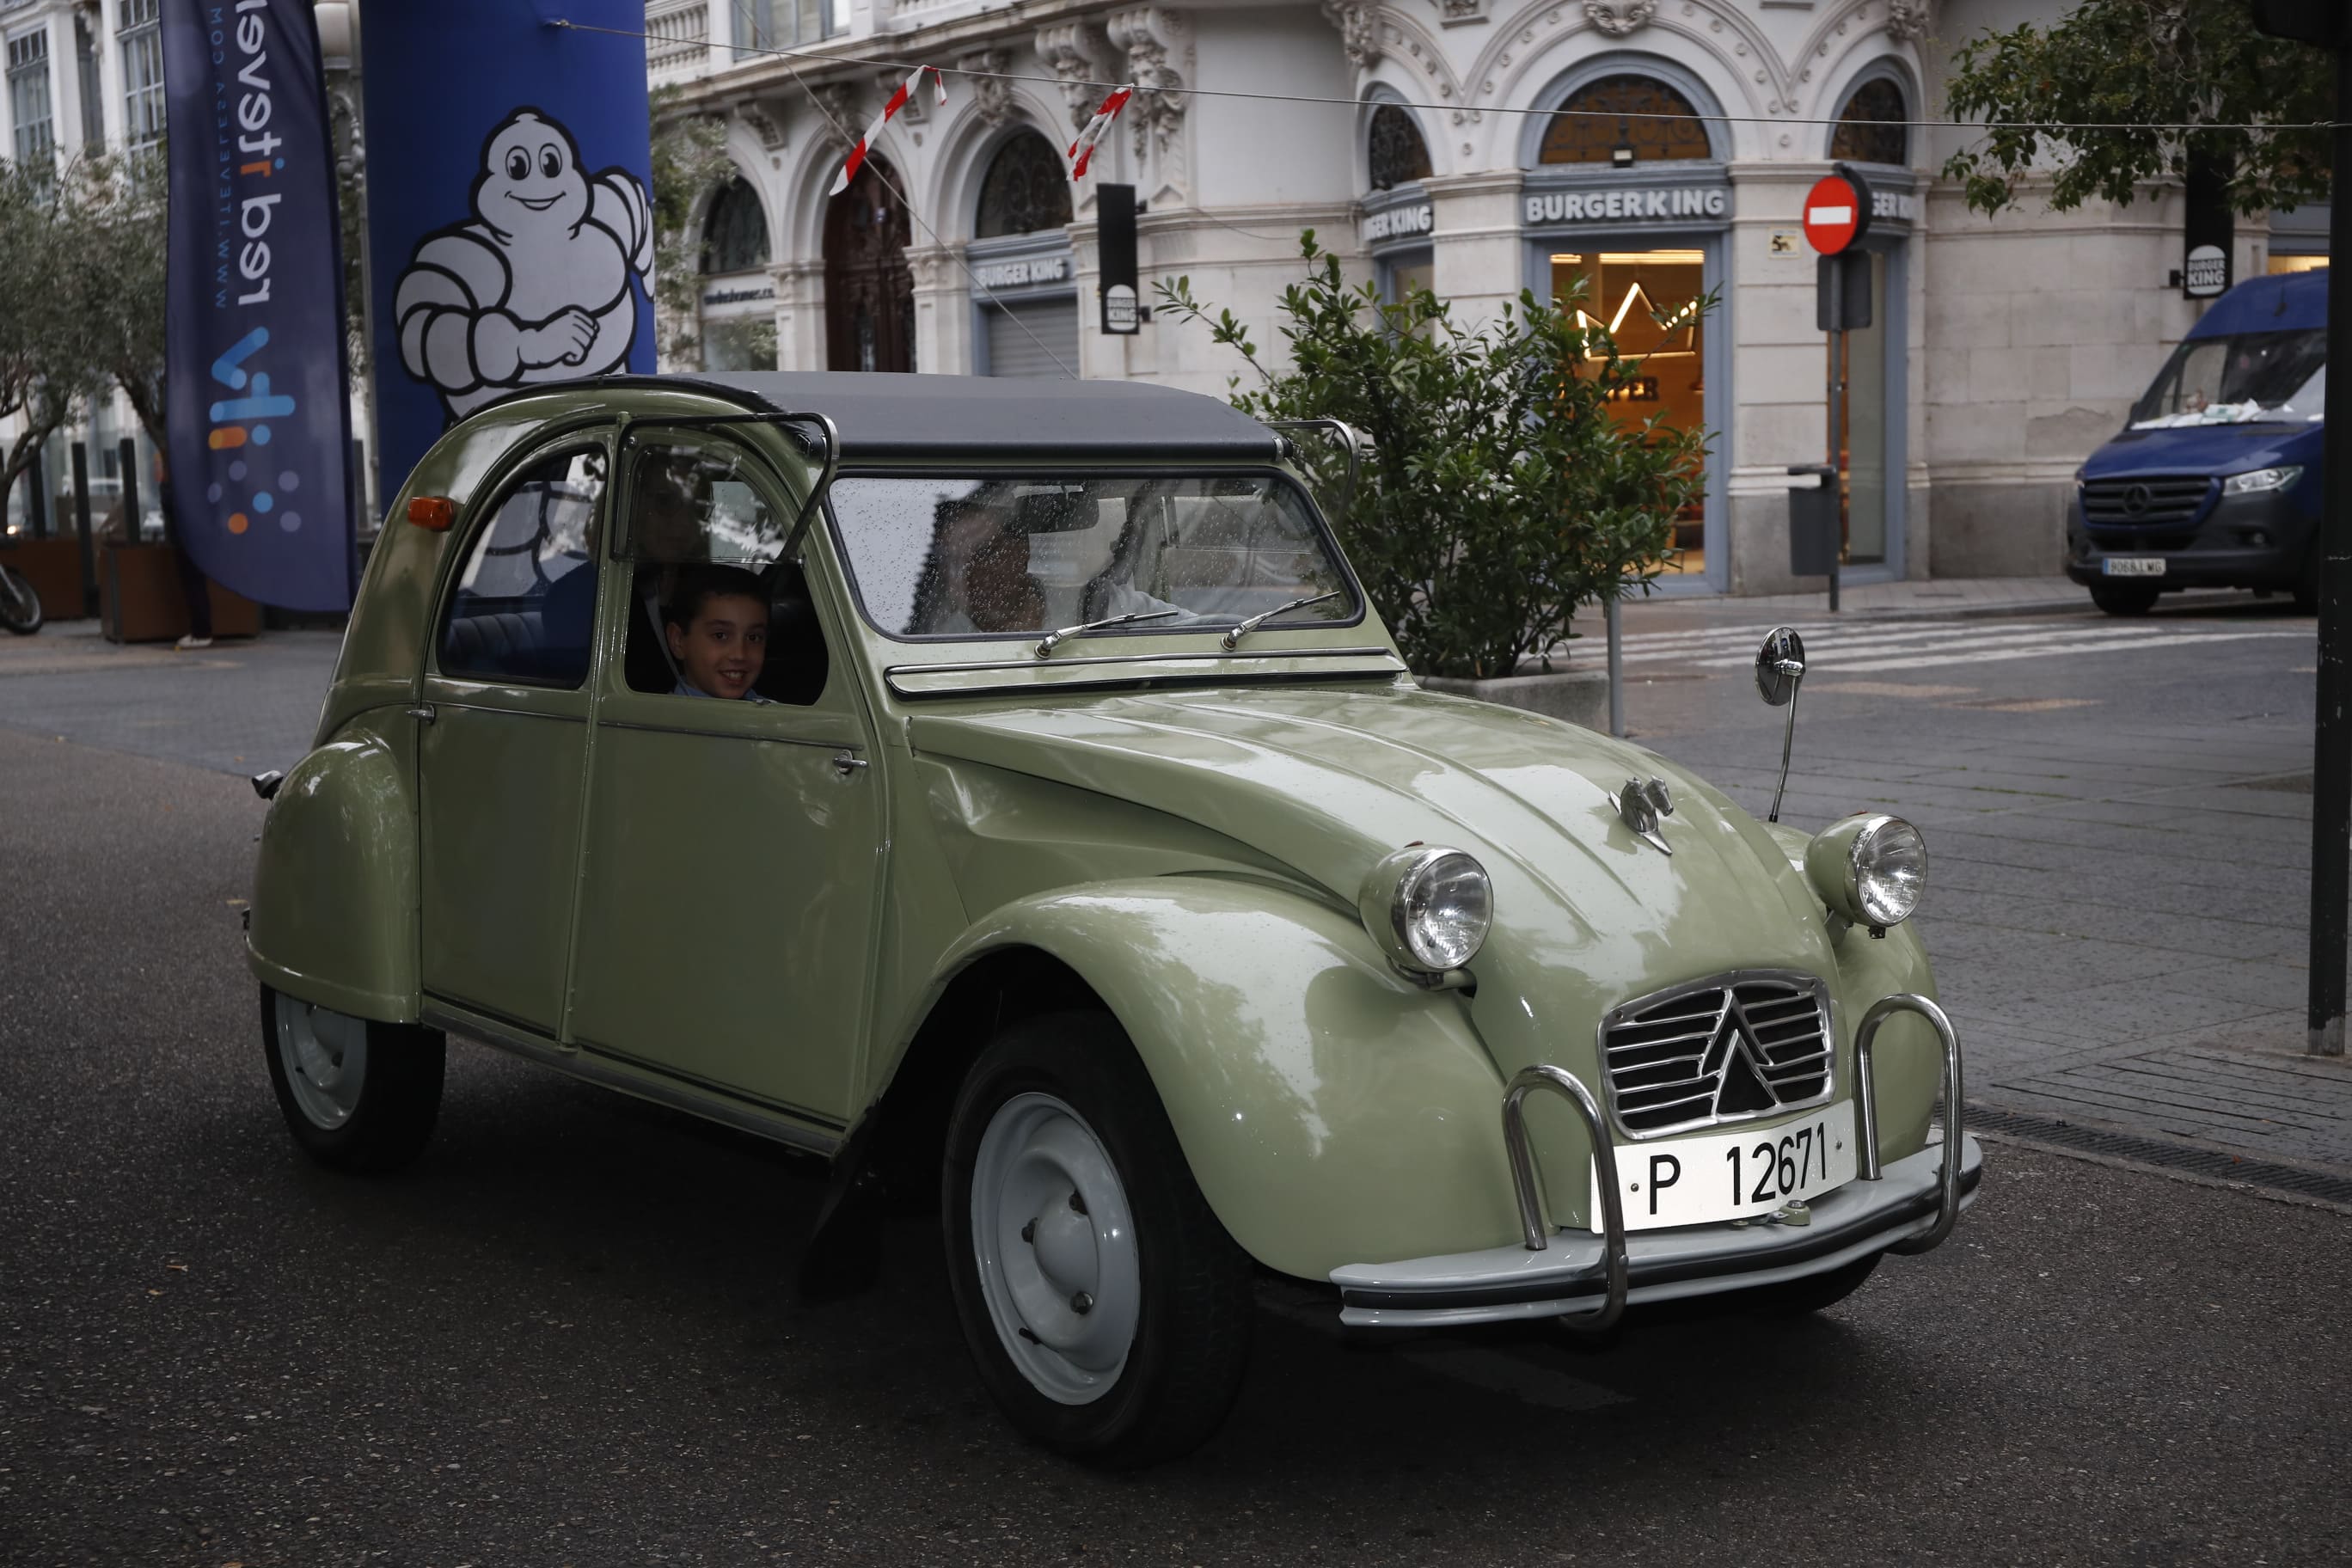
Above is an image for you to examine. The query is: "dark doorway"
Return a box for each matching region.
[824,156,915,372]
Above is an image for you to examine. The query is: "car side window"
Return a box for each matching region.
[619,441,829,706]
[439,449,609,688]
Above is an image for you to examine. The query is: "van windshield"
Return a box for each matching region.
[827,474,1359,641]
[2129,328,2326,428]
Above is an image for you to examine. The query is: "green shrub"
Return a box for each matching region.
[1157,232,1710,679]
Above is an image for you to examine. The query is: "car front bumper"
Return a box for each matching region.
[1331,1135,1982,1327]
[2064,485,2317,591]
[1332,991,1977,1329]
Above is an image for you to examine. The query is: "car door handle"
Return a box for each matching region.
[832,750,868,777]
[407,704,436,725]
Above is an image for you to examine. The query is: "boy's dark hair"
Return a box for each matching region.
[665,564,767,632]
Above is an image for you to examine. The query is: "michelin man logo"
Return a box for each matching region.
[394,107,654,424]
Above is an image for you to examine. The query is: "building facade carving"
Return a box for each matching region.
[1583,0,1657,39]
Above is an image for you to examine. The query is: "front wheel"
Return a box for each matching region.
[0,565,43,635]
[260,985,445,1173]
[942,1012,1254,1467]
[2089,581,2159,617]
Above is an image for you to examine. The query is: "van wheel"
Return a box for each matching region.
[260,985,444,1173]
[942,1011,1254,1468]
[2089,582,2159,616]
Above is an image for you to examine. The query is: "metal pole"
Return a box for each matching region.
[1605,591,1625,738]
[118,438,143,542]
[2306,36,2352,1057]
[1828,319,1843,614]
[27,447,48,540]
[70,444,96,616]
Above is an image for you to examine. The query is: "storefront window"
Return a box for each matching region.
[975,132,1073,239]
[1540,77,1709,167]
[1554,249,1707,575]
[701,176,769,275]
[1830,79,1908,167]
[1368,105,1431,192]
[8,27,54,165]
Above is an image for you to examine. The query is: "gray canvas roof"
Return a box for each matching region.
[679,371,1281,462]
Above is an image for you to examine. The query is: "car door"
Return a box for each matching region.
[562,429,882,1129]
[416,438,611,1035]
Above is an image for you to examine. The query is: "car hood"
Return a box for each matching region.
[908,683,1841,1083]
[2085,420,2321,480]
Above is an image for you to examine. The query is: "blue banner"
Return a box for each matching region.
[162,0,355,612]
[360,0,657,499]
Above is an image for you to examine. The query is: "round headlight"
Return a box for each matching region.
[1360,846,1492,973]
[1804,813,1926,930]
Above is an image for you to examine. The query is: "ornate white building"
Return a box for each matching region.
[649,0,2327,593]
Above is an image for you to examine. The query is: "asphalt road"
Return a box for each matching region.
[3,689,2350,1565]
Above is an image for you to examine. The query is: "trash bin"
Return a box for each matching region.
[1787,464,1839,578]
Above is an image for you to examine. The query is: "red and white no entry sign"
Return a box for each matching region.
[1802,173,1867,254]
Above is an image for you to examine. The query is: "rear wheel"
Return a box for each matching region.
[942,1011,1254,1467]
[260,985,444,1173]
[2089,581,2159,616]
[0,565,43,635]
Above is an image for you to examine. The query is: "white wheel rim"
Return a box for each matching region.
[274,993,368,1130]
[969,1092,1142,1406]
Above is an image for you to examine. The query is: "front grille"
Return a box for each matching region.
[2082,476,2214,530]
[1598,972,1834,1138]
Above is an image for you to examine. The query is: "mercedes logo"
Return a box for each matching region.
[2122,483,2153,517]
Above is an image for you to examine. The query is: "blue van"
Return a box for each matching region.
[2067,267,2326,615]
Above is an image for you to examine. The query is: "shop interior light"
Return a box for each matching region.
[1611,141,1634,168]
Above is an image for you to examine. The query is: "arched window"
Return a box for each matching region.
[1830,77,1908,166]
[701,175,769,275]
[975,131,1074,239]
[1540,75,1712,166]
[1367,103,1432,191]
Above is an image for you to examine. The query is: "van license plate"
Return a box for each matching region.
[2103,557,2166,577]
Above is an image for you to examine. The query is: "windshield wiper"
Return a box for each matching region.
[1034,608,1179,658]
[1219,591,1342,651]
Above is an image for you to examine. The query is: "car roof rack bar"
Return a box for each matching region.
[1265,419,1370,518]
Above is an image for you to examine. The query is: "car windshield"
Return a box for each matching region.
[827,474,1359,641]
[2128,328,2326,428]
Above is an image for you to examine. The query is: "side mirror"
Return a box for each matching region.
[1755,626,1806,707]
[1754,627,1806,823]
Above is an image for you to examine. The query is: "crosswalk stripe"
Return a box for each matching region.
[1651,621,2265,668]
[1687,627,2306,673]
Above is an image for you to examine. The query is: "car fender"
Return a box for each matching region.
[922,877,1524,1281]
[247,714,421,1022]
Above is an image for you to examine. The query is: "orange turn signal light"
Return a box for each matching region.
[407,496,455,531]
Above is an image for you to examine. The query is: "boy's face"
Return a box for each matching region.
[668,592,768,699]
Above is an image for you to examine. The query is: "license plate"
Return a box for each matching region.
[2102,557,2166,577]
[1589,1105,1859,1232]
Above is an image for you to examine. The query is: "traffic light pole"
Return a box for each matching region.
[1826,325,1844,614]
[2307,36,2352,1057]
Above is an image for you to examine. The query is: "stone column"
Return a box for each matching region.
[1425,170,1524,331]
[771,259,827,372]
[907,242,971,375]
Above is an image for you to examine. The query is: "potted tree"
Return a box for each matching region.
[1159,234,1708,724]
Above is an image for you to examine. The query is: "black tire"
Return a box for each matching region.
[0,566,43,635]
[2089,581,2159,617]
[260,984,445,1173]
[942,1011,1254,1468]
[2294,536,2321,614]
[1737,1252,1881,1316]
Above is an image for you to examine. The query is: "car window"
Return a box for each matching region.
[439,449,608,688]
[828,475,1357,640]
[619,440,827,704]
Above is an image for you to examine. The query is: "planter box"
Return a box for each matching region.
[1419,668,1609,731]
[0,536,95,620]
[100,545,261,644]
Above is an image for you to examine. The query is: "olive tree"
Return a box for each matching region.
[1157,232,1710,680]
[0,155,107,528]
[649,89,744,368]
[1942,0,2331,216]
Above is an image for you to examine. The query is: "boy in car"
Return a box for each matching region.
[665,565,770,701]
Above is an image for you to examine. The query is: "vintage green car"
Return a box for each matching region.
[248,371,1978,1466]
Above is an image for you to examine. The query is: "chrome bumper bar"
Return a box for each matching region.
[1337,992,1972,1330]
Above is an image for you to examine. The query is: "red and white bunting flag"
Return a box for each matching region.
[830,66,948,195]
[1067,84,1135,178]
